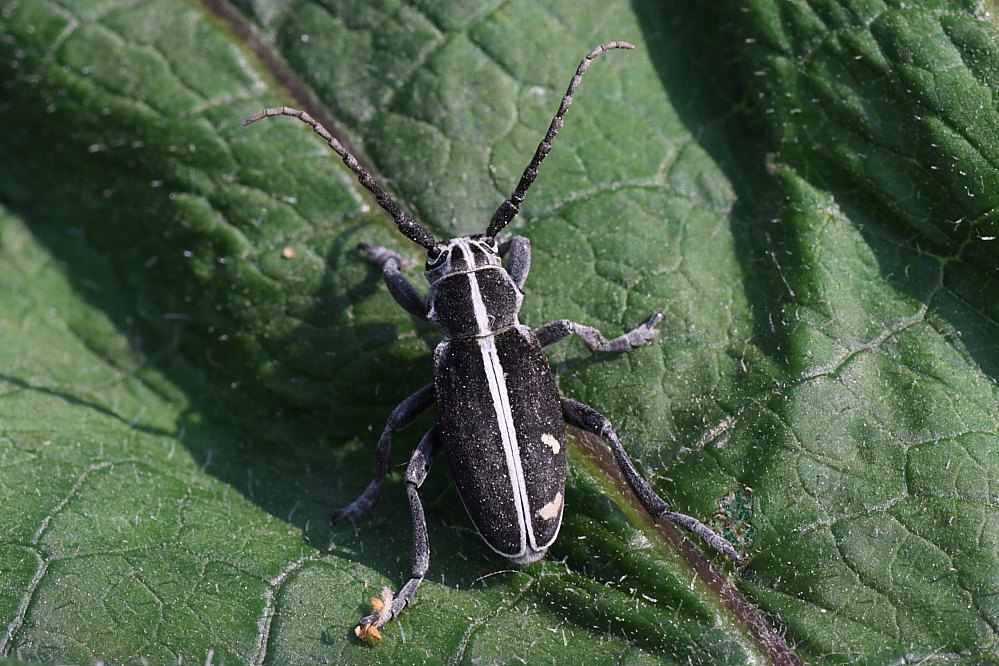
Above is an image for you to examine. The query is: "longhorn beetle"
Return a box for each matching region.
[245,41,741,643]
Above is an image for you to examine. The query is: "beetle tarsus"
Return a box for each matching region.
[665,511,743,563]
[330,480,380,522]
[358,242,414,271]
[623,311,663,349]
[534,312,662,352]
[354,619,383,646]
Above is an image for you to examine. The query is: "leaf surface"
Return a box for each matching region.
[1,0,997,664]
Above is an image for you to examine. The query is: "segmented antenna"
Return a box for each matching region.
[244,107,436,250]
[486,41,635,238]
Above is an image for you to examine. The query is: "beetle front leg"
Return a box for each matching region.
[355,427,438,642]
[535,312,663,352]
[560,397,742,562]
[498,236,531,289]
[358,243,428,320]
[332,383,435,522]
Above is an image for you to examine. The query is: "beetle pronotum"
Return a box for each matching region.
[245,41,741,643]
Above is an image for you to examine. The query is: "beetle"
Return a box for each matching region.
[245,41,741,642]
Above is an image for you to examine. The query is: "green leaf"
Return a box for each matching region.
[1,0,997,664]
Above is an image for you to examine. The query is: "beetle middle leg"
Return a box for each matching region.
[332,383,435,521]
[535,312,663,353]
[358,242,428,320]
[560,397,742,562]
[355,426,438,635]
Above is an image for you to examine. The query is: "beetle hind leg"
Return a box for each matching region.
[332,384,435,522]
[560,397,742,562]
[355,426,438,640]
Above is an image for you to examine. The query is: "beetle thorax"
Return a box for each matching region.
[425,236,523,338]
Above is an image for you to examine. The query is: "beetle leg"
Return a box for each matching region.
[535,312,663,352]
[356,426,438,635]
[332,383,435,522]
[498,236,531,289]
[358,242,428,320]
[560,397,742,562]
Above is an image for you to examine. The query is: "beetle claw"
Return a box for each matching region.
[625,312,663,348]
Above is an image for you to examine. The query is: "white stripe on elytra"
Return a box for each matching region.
[458,241,540,558]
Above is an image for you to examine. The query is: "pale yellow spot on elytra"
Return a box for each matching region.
[541,433,560,454]
[537,492,563,520]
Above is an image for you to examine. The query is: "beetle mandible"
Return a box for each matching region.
[245,41,742,643]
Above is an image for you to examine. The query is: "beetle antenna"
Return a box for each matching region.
[486,41,634,238]
[244,107,436,250]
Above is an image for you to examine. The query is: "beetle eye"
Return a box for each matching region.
[425,246,445,266]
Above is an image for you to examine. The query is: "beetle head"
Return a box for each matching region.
[424,235,501,285]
